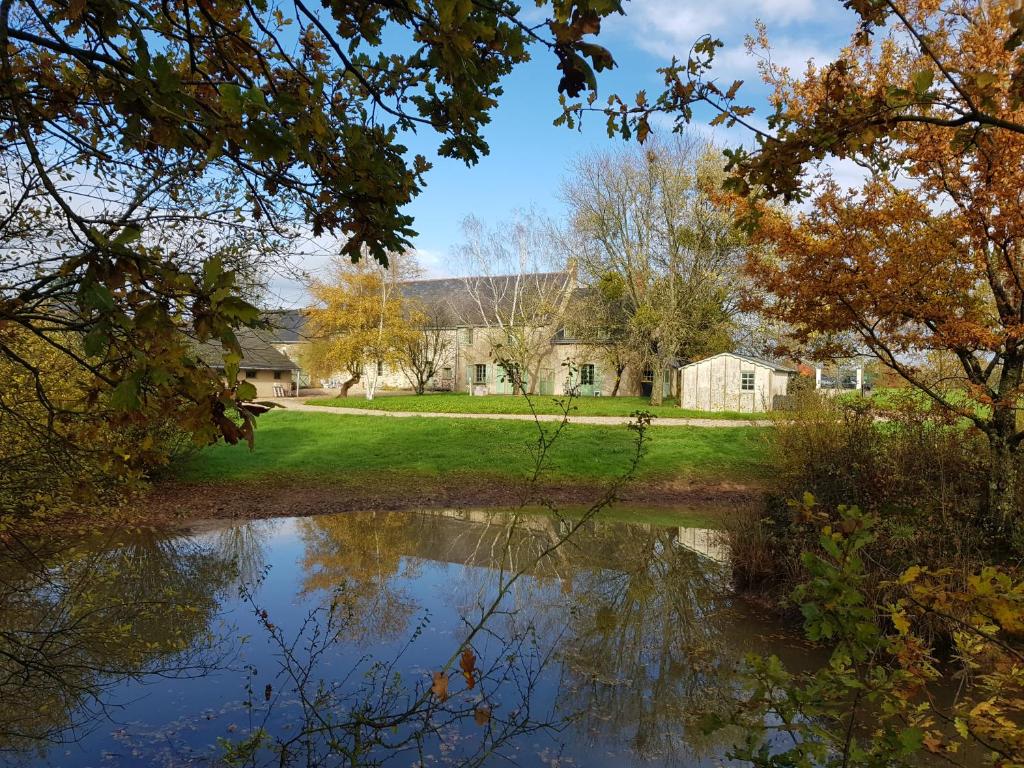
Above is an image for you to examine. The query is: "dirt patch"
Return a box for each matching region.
[141,474,766,527]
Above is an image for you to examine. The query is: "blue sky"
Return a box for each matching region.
[270,0,858,304]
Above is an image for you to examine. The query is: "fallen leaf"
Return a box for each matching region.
[460,648,477,689]
[431,671,449,702]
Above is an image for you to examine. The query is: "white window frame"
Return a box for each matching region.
[580,363,595,386]
[740,371,755,392]
[474,363,487,384]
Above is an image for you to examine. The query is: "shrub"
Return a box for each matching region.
[728,389,1010,611]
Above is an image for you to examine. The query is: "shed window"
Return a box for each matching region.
[273,370,282,380]
[580,364,595,386]
[474,364,487,384]
[741,371,755,391]
[245,369,257,379]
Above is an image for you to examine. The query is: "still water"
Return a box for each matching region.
[0,509,813,767]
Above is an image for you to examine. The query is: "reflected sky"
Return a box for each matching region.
[0,509,815,767]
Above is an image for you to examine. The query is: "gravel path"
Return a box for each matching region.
[264,399,774,427]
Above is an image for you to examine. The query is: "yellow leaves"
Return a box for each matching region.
[890,606,911,635]
[301,258,419,380]
[899,565,923,585]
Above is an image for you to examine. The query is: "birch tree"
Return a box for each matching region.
[302,256,417,400]
[455,212,574,394]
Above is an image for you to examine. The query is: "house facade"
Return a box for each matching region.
[266,274,661,398]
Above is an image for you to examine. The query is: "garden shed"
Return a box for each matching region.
[679,353,798,413]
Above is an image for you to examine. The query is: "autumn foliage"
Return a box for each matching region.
[738,0,1024,531]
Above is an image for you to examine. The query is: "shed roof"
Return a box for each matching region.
[194,328,300,371]
[682,352,798,373]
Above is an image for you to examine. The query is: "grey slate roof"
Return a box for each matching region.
[264,309,307,344]
[263,272,573,343]
[194,328,299,370]
[402,272,571,323]
[682,352,798,373]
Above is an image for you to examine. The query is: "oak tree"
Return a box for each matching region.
[1,0,624,514]
[733,2,1024,528]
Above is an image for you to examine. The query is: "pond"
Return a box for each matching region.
[0,508,816,767]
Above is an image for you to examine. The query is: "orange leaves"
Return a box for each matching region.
[460,648,476,689]
[430,647,479,705]
[430,671,449,702]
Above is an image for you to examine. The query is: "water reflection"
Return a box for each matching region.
[0,529,240,757]
[0,509,811,767]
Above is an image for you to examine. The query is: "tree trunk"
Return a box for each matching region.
[611,363,625,397]
[985,411,1020,532]
[338,373,360,397]
[649,363,664,406]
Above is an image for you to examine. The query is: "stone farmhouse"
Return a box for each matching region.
[265,272,671,399]
[258,272,803,411]
[194,327,301,398]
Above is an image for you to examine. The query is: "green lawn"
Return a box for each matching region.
[305,392,756,420]
[175,410,769,485]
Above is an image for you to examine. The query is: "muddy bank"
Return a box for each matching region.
[143,474,764,526]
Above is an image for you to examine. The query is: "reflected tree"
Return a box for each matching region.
[0,528,238,754]
[298,512,423,645]
[556,523,735,762]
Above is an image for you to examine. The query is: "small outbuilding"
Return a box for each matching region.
[194,328,300,398]
[679,352,798,413]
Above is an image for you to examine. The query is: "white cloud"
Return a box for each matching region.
[412,247,451,278]
[606,0,850,82]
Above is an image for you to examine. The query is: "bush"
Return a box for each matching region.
[728,389,1010,610]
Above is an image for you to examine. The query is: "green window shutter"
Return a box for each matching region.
[465,365,473,391]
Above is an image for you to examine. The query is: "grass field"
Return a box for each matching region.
[174,410,769,485]
[305,392,755,420]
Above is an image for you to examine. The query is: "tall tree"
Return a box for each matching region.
[302,256,417,400]
[455,212,574,394]
[711,1,1024,530]
[562,138,747,405]
[747,174,1024,529]
[399,303,456,396]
